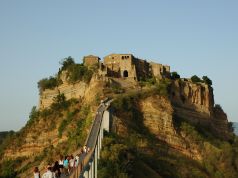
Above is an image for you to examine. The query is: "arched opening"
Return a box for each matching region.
[123,70,128,77]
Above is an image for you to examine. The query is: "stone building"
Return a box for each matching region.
[83,55,100,67]
[102,54,138,79]
[84,53,170,80]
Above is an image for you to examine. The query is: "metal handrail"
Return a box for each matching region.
[69,99,111,178]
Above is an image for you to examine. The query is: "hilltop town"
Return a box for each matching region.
[39,53,171,109]
[0,53,236,178]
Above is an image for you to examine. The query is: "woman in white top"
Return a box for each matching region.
[58,155,64,170]
[33,167,40,178]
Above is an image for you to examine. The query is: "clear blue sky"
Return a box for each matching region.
[0,0,237,131]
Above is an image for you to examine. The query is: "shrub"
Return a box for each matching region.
[154,79,171,97]
[59,56,75,72]
[214,104,223,112]
[202,76,212,86]
[66,64,93,83]
[171,71,180,79]
[0,158,25,178]
[98,136,131,178]
[37,76,61,93]
[26,106,39,127]
[191,75,202,83]
[58,111,74,138]
[180,122,203,144]
[51,94,69,110]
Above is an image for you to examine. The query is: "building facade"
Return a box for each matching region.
[83,53,170,80]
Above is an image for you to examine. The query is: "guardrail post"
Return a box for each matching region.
[74,101,112,178]
[91,159,94,178]
[84,170,89,178]
[101,123,104,140]
[97,137,100,159]
[95,145,98,178]
[89,163,92,178]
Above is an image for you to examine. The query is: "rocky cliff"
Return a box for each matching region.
[3,75,105,160]
[170,79,214,116]
[140,95,202,160]
[0,57,236,178]
[107,84,237,177]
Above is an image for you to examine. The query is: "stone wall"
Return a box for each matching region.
[39,81,88,109]
[39,71,88,109]
[150,62,170,79]
[103,54,137,78]
[103,53,170,80]
[83,55,100,67]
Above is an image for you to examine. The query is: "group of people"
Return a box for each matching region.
[33,145,90,178]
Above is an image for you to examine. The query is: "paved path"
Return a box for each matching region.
[60,103,107,178]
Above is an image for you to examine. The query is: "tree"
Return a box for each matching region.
[191,75,201,83]
[51,94,68,110]
[29,106,38,120]
[37,76,59,92]
[171,71,180,79]
[60,56,75,71]
[214,104,223,112]
[202,76,212,86]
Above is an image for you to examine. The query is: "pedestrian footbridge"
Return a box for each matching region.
[69,99,112,178]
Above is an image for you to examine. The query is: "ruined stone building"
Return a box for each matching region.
[83,55,100,67]
[39,53,170,109]
[84,53,170,80]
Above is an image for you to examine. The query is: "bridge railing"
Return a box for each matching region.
[69,99,111,178]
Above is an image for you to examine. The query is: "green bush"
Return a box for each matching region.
[0,157,25,178]
[202,76,212,86]
[37,76,61,93]
[0,160,17,178]
[59,56,75,72]
[191,75,202,83]
[180,122,203,144]
[171,71,180,79]
[58,111,74,138]
[51,93,69,111]
[26,106,39,127]
[38,56,94,93]
[98,136,131,178]
[66,64,93,83]
[154,79,171,97]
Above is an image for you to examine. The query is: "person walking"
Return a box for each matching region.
[33,167,40,178]
[52,161,61,178]
[42,166,55,178]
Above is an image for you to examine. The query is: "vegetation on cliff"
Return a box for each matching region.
[0,92,93,177]
[0,131,14,146]
[191,75,212,86]
[38,57,93,93]
[98,80,238,178]
[0,54,236,178]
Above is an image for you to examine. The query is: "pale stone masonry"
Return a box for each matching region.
[39,53,170,109]
[96,53,170,80]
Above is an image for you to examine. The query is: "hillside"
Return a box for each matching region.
[233,122,238,136]
[0,131,14,145]
[0,54,237,178]
[98,85,238,177]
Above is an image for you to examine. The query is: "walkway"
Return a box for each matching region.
[61,100,110,178]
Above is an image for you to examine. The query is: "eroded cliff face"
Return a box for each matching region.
[170,80,214,115]
[169,80,231,140]
[39,72,88,109]
[139,95,202,160]
[4,129,67,158]
[112,80,232,161]
[3,75,105,159]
